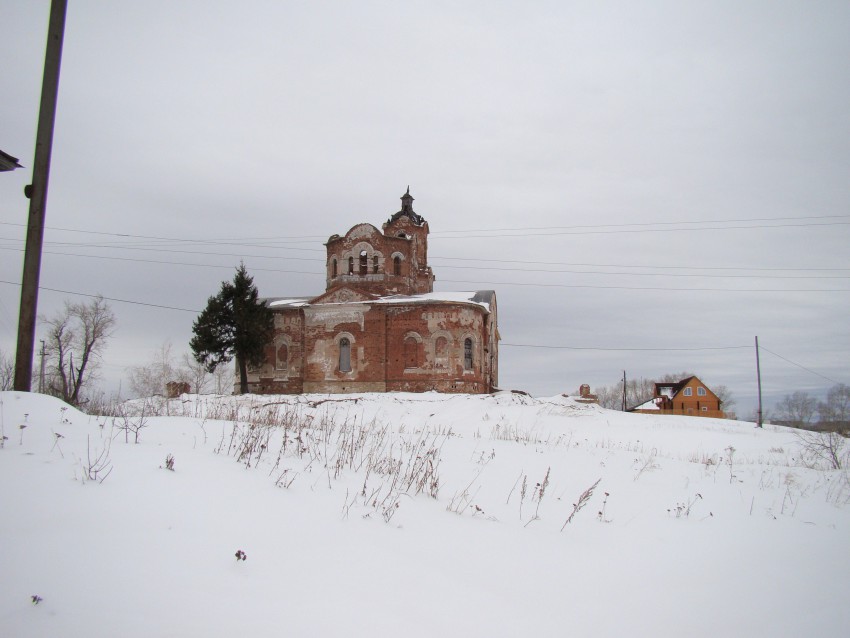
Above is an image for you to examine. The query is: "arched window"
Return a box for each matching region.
[404,336,418,369]
[393,256,401,276]
[276,343,288,372]
[348,257,354,275]
[435,336,448,368]
[359,250,368,275]
[372,255,379,274]
[464,338,473,370]
[331,258,337,278]
[339,338,351,372]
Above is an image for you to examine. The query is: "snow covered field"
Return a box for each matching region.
[1,390,848,637]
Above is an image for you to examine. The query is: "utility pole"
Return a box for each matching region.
[755,336,763,428]
[38,340,46,394]
[622,370,627,411]
[14,0,68,392]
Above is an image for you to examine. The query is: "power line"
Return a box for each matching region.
[0,280,200,313]
[3,211,848,245]
[440,278,850,293]
[432,256,850,273]
[0,220,326,245]
[432,221,850,239]
[0,248,324,275]
[1,279,845,376]
[759,345,843,385]
[432,214,850,234]
[500,343,750,351]
[2,245,847,283]
[434,263,849,280]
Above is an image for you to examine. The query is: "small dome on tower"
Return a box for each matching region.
[388,186,426,225]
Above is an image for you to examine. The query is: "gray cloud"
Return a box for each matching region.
[2,1,848,416]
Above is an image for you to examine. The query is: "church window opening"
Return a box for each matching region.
[348,257,354,274]
[372,255,379,274]
[339,338,351,372]
[359,250,368,275]
[331,258,337,278]
[404,337,419,369]
[464,338,473,370]
[435,336,448,368]
[276,343,288,372]
[393,256,401,276]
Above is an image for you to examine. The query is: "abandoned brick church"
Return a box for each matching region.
[246,189,499,394]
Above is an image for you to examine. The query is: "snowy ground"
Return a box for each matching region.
[1,390,848,637]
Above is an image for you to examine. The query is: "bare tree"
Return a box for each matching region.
[657,371,696,383]
[128,343,217,398]
[713,384,736,417]
[127,342,179,398]
[595,383,622,410]
[796,430,847,470]
[818,384,850,431]
[776,390,818,428]
[181,352,211,395]
[41,296,116,406]
[0,349,13,391]
[211,361,235,395]
[594,376,664,410]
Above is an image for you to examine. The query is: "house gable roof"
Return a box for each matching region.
[656,376,719,402]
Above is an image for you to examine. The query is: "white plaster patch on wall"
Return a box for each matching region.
[305,305,369,331]
[307,338,335,377]
[457,308,481,328]
[348,224,379,240]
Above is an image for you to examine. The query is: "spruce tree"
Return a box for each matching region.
[190,263,274,394]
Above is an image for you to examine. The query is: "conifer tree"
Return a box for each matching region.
[190,263,274,394]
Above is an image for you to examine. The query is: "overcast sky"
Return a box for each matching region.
[2,0,848,416]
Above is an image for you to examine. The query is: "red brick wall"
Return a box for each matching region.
[247,301,496,394]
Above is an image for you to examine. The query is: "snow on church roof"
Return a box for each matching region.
[372,291,494,311]
[266,291,494,312]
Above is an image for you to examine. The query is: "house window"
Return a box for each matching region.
[404,337,419,369]
[348,257,354,274]
[339,338,351,372]
[372,255,379,274]
[683,387,693,397]
[331,258,337,278]
[697,387,706,396]
[276,343,288,372]
[393,256,401,276]
[701,406,708,411]
[359,250,368,275]
[464,338,473,370]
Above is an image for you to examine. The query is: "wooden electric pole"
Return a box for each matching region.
[38,340,47,394]
[14,0,68,392]
[755,336,763,428]
[622,370,627,411]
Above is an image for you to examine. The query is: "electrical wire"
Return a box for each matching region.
[500,343,750,351]
[2,245,847,284]
[758,345,843,385]
[0,280,200,313]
